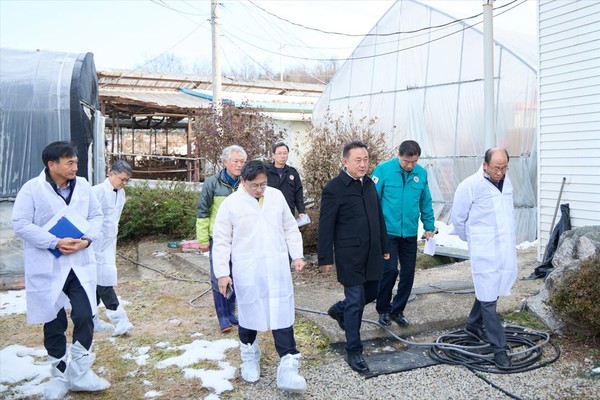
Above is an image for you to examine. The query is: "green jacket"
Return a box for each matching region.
[196,169,239,245]
[371,158,435,238]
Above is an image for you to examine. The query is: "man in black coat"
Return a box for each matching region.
[266,142,306,218]
[318,140,389,375]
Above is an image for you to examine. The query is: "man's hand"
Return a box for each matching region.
[425,231,434,240]
[321,264,334,272]
[292,258,305,272]
[383,253,390,260]
[218,276,232,297]
[56,238,88,255]
[198,243,210,252]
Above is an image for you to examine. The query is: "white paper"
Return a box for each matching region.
[297,214,311,227]
[42,206,90,234]
[423,237,436,256]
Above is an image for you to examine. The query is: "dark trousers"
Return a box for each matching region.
[96,285,119,311]
[43,269,94,359]
[208,238,236,305]
[468,298,506,353]
[376,235,417,316]
[239,325,299,358]
[332,280,379,354]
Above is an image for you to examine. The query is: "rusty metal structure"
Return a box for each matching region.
[98,70,323,182]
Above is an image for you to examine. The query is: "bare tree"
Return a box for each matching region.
[138,53,186,73]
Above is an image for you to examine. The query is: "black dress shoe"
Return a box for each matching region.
[378,313,392,326]
[327,305,345,331]
[465,325,489,342]
[390,313,409,327]
[493,350,512,370]
[346,352,370,374]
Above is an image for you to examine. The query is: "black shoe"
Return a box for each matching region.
[493,351,512,370]
[378,313,392,327]
[346,352,370,374]
[465,325,489,342]
[390,313,409,327]
[327,305,345,331]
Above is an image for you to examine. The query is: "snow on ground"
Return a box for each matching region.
[0,290,27,316]
[0,293,239,400]
[429,221,537,252]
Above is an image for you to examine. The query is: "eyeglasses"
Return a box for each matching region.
[113,173,130,183]
[489,166,508,174]
[248,182,268,190]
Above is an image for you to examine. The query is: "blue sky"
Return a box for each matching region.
[0,0,535,72]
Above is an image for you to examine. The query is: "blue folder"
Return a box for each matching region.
[48,216,84,258]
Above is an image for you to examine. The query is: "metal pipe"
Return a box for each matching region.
[483,0,495,148]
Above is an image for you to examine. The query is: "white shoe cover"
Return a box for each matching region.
[239,340,261,382]
[276,353,306,393]
[43,356,69,400]
[106,305,133,336]
[93,314,114,332]
[67,341,110,392]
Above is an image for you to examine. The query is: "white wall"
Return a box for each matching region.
[537,0,600,260]
[269,117,313,175]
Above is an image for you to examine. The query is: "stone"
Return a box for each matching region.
[526,226,600,334]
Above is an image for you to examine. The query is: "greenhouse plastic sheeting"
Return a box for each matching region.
[313,0,537,243]
[0,48,99,200]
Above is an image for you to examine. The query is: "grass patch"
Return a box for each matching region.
[501,309,548,331]
[416,241,460,270]
[295,318,332,365]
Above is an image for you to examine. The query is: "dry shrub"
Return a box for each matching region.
[193,102,283,177]
[548,250,600,337]
[299,109,395,253]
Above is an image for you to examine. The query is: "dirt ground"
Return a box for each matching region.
[1,239,599,399]
[0,240,335,399]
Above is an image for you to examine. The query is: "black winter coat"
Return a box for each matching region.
[317,170,389,286]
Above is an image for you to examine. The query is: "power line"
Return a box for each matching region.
[222,0,527,63]
[149,0,208,17]
[247,0,520,37]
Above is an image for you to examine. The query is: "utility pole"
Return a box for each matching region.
[279,43,284,82]
[483,0,495,149]
[211,0,222,114]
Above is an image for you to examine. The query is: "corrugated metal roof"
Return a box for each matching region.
[98,70,324,97]
[98,70,324,117]
[101,88,211,110]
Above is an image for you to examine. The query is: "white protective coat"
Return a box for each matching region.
[11,171,103,324]
[212,186,303,331]
[451,166,518,302]
[91,178,125,286]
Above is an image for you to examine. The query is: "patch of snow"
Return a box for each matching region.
[183,362,236,394]
[155,339,238,369]
[0,290,27,316]
[0,345,50,399]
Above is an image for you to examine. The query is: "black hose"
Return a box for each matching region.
[428,325,560,374]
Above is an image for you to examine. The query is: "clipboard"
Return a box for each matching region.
[48,216,86,257]
[44,208,90,258]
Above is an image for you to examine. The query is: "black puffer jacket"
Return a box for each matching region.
[266,162,305,216]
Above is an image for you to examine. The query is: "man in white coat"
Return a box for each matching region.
[451,148,517,370]
[91,160,134,336]
[11,141,110,399]
[212,160,307,393]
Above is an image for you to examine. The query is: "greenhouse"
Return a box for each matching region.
[313,0,537,243]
